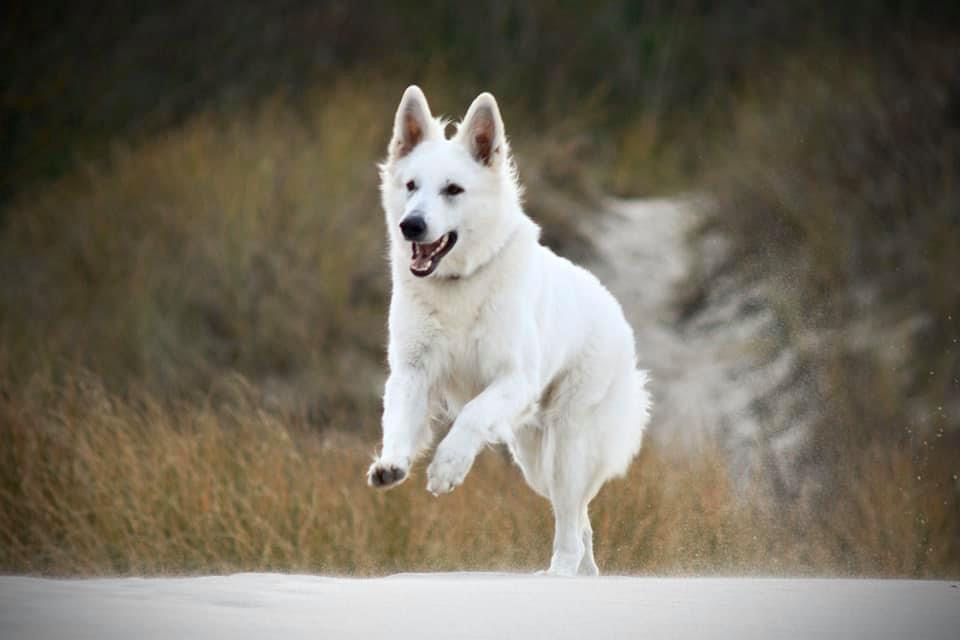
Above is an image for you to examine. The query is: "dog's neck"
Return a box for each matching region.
[396,213,540,323]
[435,214,538,284]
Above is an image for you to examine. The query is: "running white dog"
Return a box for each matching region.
[367,86,651,576]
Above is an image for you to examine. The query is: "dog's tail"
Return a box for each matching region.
[591,367,652,480]
[635,368,653,431]
[629,368,653,456]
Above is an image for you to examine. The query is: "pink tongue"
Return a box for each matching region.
[411,238,443,270]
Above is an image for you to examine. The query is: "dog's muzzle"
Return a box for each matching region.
[409,231,458,277]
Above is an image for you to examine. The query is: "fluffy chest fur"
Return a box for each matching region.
[391,220,541,417]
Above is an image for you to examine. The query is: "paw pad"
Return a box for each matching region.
[368,463,406,489]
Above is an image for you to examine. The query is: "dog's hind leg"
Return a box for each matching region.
[548,498,585,576]
[507,423,551,499]
[511,422,599,575]
[545,429,605,576]
[578,506,599,576]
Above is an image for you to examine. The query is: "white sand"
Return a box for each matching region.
[2,573,957,639]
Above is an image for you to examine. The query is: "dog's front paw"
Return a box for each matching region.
[426,442,475,495]
[367,458,408,489]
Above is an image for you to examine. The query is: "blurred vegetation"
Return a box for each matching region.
[1,2,959,576]
[6,2,959,201]
[1,87,390,417]
[681,37,960,499]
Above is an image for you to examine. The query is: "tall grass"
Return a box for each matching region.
[2,369,957,577]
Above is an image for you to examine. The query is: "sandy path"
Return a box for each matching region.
[592,198,816,487]
[592,197,731,448]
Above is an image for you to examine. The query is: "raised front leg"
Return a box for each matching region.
[426,371,535,495]
[368,368,430,489]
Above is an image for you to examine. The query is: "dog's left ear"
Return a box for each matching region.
[458,92,506,167]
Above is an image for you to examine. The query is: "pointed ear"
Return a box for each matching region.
[458,92,505,167]
[389,85,435,160]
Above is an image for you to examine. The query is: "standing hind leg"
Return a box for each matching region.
[546,434,605,576]
[578,506,599,576]
[571,369,649,575]
[548,500,586,575]
[548,490,603,576]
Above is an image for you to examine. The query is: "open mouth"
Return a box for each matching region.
[410,231,458,277]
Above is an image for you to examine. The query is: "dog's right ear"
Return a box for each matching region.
[389,85,435,160]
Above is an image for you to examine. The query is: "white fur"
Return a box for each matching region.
[368,86,651,576]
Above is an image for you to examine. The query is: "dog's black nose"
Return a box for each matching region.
[399,214,427,241]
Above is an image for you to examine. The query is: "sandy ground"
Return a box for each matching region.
[2,573,958,639]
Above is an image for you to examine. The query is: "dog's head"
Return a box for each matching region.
[380,86,521,280]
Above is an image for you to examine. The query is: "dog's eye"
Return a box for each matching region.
[442,183,464,197]
[406,180,417,193]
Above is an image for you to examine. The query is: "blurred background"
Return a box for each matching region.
[1,1,958,577]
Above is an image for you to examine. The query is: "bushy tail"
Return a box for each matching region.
[635,368,653,432]
[595,367,653,480]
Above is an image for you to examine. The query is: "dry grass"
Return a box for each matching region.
[1,369,956,578]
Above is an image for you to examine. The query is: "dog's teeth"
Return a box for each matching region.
[428,235,448,258]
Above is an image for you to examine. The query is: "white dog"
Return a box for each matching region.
[367,86,651,576]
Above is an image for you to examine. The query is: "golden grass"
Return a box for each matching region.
[2,370,956,578]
